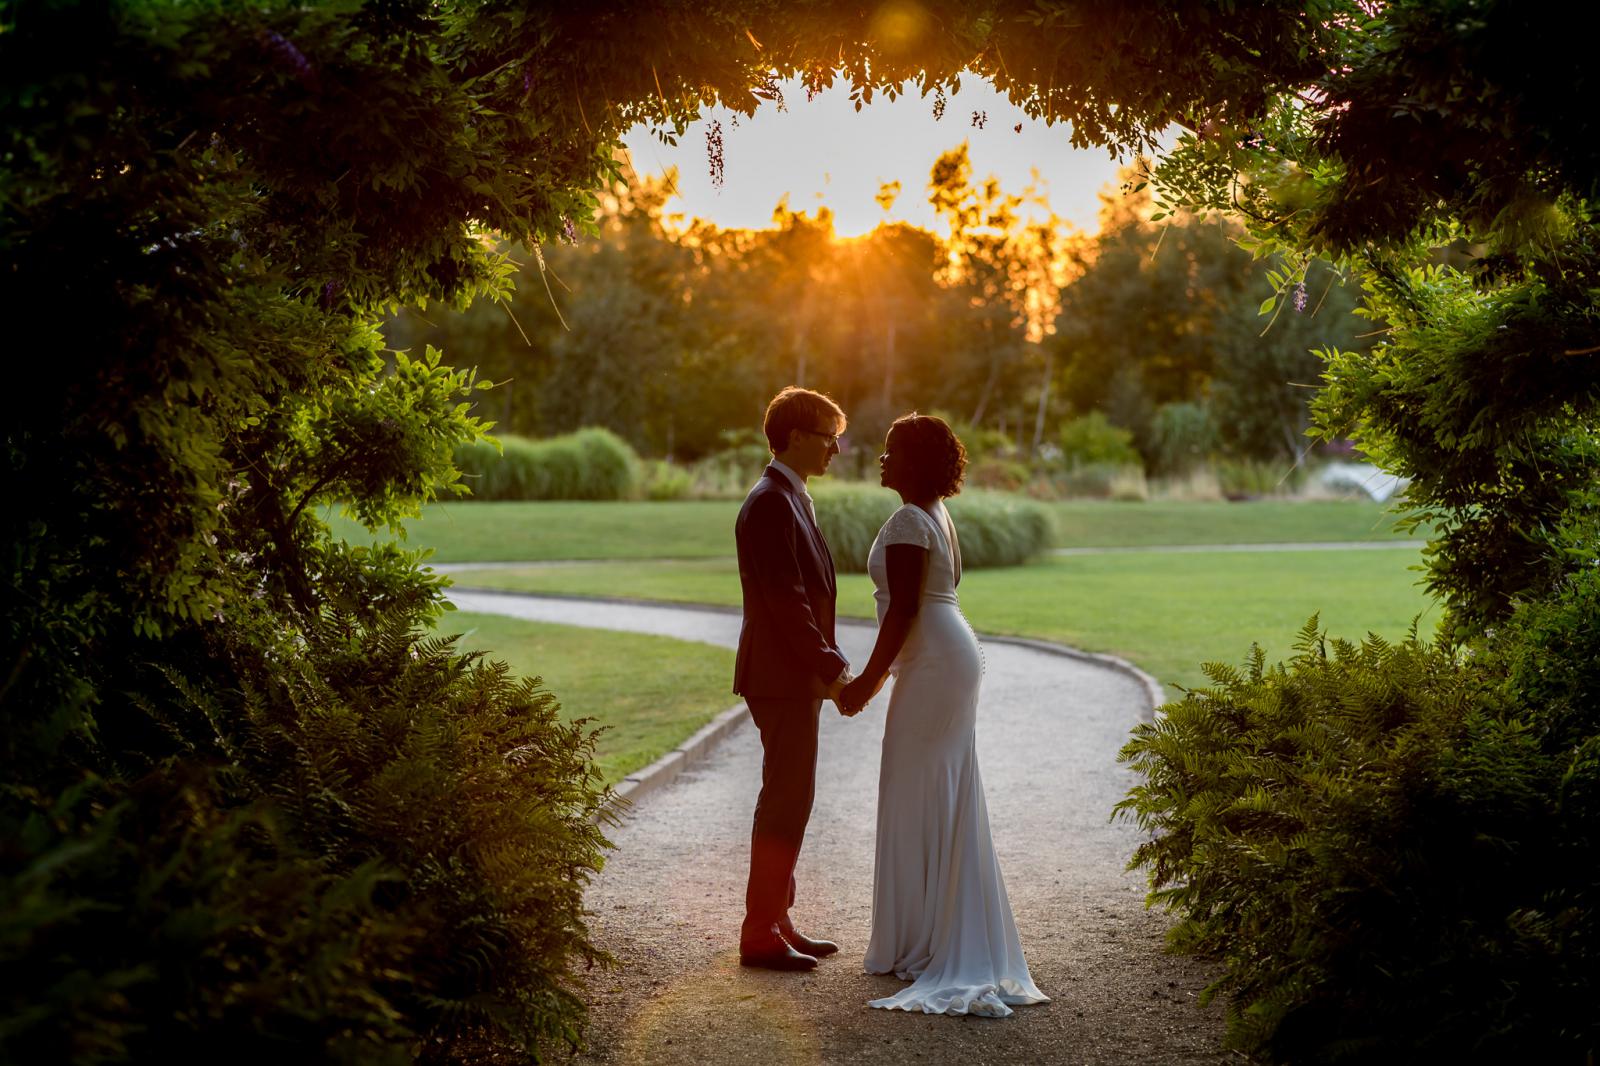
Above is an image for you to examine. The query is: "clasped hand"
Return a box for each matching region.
[836,673,881,717]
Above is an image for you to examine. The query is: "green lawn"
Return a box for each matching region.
[329,496,1419,563]
[1043,499,1421,547]
[446,547,1437,691]
[438,612,733,785]
[396,500,1435,779]
[950,551,1436,689]
[327,500,742,562]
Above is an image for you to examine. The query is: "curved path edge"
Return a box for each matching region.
[447,586,1166,813]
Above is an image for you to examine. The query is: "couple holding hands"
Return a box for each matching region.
[732,386,1048,1018]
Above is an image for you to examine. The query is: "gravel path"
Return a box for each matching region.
[449,590,1230,1065]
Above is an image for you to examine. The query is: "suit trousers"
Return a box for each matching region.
[741,696,822,939]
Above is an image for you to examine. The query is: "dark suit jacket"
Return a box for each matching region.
[732,466,847,699]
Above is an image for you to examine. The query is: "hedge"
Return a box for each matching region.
[812,484,1052,573]
[455,429,641,500]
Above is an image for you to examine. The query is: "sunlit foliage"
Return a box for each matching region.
[7,0,1595,1060]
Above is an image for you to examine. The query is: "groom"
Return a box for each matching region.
[733,385,852,971]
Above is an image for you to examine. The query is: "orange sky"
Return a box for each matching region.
[621,74,1139,238]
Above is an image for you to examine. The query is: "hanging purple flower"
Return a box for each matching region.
[256,29,318,90]
[706,120,725,190]
[752,73,787,112]
[1293,280,1308,313]
[561,216,577,244]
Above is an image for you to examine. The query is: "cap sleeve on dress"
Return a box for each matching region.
[880,505,935,549]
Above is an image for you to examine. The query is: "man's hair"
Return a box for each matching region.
[889,413,967,498]
[763,386,847,453]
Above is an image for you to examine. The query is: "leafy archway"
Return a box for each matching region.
[3,1,1596,1061]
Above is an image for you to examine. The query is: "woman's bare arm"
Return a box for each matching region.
[840,543,928,713]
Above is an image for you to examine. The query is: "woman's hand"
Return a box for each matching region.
[839,674,877,717]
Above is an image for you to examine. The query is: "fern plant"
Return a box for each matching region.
[1118,607,1598,1062]
[1,546,617,1063]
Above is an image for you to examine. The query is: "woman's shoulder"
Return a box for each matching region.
[879,503,937,546]
[888,501,939,522]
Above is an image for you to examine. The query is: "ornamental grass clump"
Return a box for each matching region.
[812,484,897,571]
[812,485,1051,572]
[454,429,641,500]
[946,492,1053,568]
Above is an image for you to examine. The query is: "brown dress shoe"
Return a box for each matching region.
[740,924,819,971]
[778,924,839,958]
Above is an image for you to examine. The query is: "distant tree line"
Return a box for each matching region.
[387,151,1368,474]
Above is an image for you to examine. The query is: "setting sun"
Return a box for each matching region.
[622,73,1129,238]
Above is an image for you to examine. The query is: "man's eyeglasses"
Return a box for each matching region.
[797,427,841,447]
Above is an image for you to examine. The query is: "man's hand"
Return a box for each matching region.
[828,666,854,714]
[837,673,875,717]
[825,666,851,700]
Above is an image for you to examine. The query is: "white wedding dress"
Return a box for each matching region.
[862,502,1049,1017]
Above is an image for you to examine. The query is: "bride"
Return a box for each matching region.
[838,413,1049,1018]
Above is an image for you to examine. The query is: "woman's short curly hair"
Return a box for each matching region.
[890,413,967,499]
